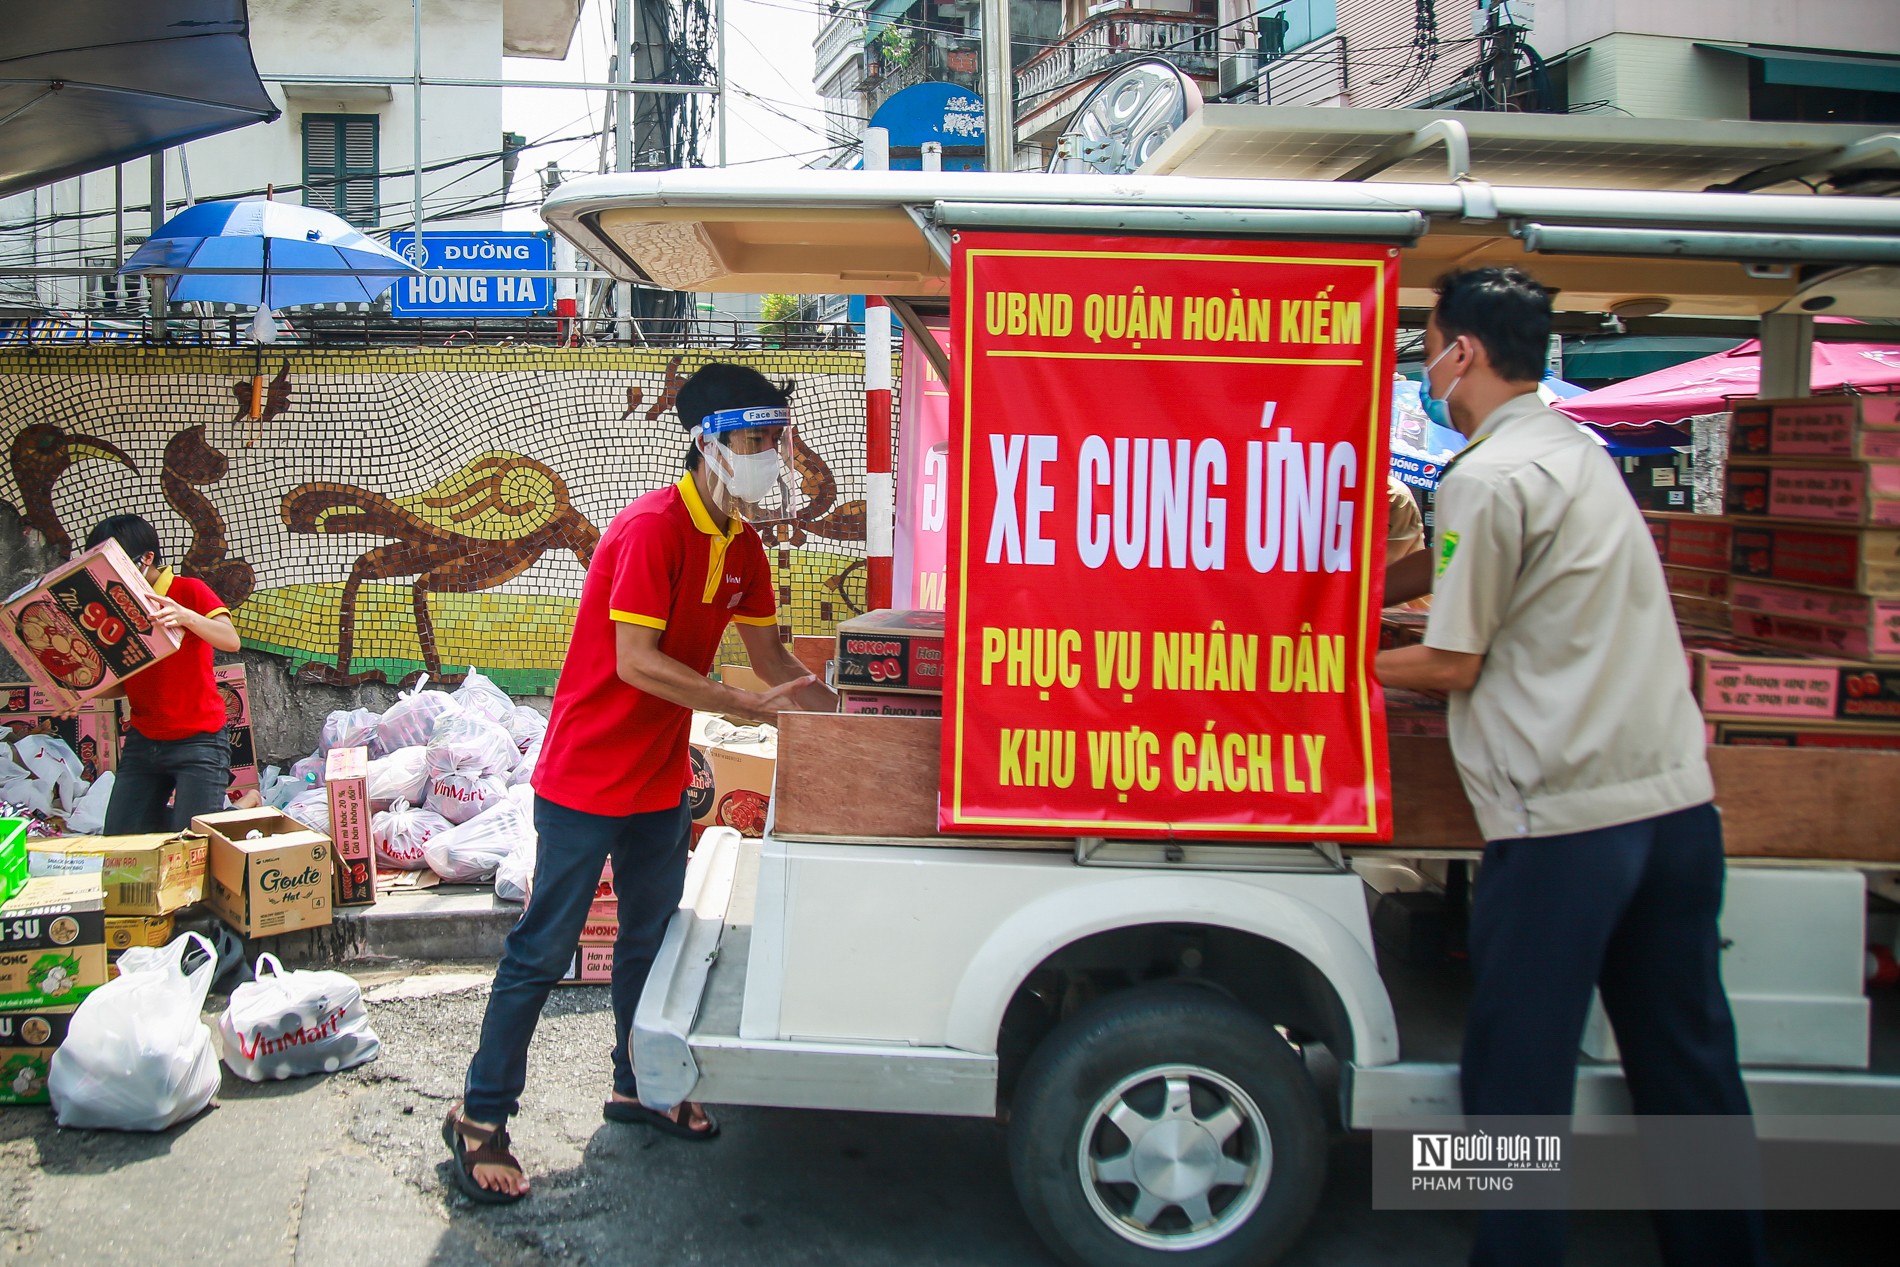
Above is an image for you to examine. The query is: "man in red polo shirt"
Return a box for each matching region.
[446,363,835,1203]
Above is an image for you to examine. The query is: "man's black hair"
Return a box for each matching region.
[1431,267,1552,383]
[85,514,164,567]
[674,363,794,472]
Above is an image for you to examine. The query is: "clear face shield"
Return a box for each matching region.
[694,406,802,525]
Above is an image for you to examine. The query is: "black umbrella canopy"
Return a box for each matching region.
[0,0,280,198]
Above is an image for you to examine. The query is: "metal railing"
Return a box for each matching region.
[815,13,866,76]
[1014,12,1218,108]
[0,312,864,351]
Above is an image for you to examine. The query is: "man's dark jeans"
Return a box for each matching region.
[463,793,691,1124]
[1462,802,1768,1267]
[105,728,231,834]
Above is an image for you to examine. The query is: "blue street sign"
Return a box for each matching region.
[388,230,550,316]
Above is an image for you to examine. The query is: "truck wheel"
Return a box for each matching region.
[1007,984,1326,1267]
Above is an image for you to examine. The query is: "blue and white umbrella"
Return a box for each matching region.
[119,200,419,310]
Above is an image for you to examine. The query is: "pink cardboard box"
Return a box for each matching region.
[1725,460,1900,527]
[839,690,944,717]
[0,683,119,782]
[1729,578,1900,661]
[559,943,613,985]
[1693,650,1900,725]
[1730,396,1900,463]
[213,664,258,797]
[324,746,375,907]
[0,540,181,709]
[1644,512,1733,573]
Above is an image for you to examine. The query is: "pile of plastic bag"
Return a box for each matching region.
[261,671,546,887]
[0,732,115,837]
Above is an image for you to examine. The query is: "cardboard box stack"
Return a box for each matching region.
[0,540,181,710]
[0,872,107,1101]
[835,609,946,718]
[215,664,259,802]
[557,858,616,985]
[1648,396,1900,752]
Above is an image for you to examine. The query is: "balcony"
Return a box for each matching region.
[814,12,866,80]
[863,31,984,114]
[1013,11,1217,112]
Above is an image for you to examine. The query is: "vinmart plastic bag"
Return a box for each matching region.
[48,932,221,1132]
[426,712,518,779]
[423,794,533,882]
[63,771,113,835]
[319,708,384,758]
[425,770,508,825]
[365,746,429,808]
[373,799,452,870]
[218,953,380,1082]
[376,677,461,752]
[284,788,331,835]
[493,825,536,902]
[510,740,540,788]
[14,734,85,812]
[451,669,515,728]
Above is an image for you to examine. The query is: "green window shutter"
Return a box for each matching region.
[302,114,380,227]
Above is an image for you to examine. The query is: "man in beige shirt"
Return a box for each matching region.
[1375,267,1763,1267]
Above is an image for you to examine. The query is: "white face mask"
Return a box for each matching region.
[721,445,785,504]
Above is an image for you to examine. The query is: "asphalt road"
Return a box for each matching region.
[0,969,1886,1265]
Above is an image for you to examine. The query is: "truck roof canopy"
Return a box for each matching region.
[541,108,1900,320]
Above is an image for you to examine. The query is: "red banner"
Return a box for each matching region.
[941,233,1397,840]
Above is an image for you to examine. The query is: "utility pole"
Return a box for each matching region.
[980,0,1014,172]
[614,0,634,343]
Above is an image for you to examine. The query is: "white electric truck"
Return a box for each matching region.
[543,107,1900,1266]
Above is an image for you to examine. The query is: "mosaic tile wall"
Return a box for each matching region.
[0,347,877,693]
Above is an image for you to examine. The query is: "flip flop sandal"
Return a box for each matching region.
[441,1105,530,1204]
[603,1098,721,1141]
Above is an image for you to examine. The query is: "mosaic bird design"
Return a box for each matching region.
[281,452,600,686]
[8,424,137,558]
[759,430,866,547]
[229,362,292,428]
[162,425,254,609]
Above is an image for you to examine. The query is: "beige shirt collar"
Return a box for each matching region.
[1466,390,1549,446]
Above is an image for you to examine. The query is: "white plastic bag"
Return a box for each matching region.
[426,712,518,779]
[425,770,508,825]
[284,788,331,835]
[510,739,541,788]
[506,704,547,753]
[289,753,326,786]
[452,669,516,728]
[48,932,221,1132]
[376,677,462,752]
[373,799,452,869]
[217,953,380,1082]
[423,794,534,882]
[493,827,536,902]
[14,734,85,812]
[63,771,114,835]
[319,707,384,758]
[365,746,430,808]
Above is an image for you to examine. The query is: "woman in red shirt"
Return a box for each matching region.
[82,516,243,832]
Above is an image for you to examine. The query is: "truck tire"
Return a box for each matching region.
[1007,983,1327,1267]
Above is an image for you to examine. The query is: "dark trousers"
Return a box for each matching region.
[463,793,691,1124]
[1462,802,1769,1267]
[104,728,231,834]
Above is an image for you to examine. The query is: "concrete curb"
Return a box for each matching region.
[218,885,520,967]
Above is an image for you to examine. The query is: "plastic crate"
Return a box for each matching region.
[0,818,27,906]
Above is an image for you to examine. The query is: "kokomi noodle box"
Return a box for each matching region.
[0,541,181,710]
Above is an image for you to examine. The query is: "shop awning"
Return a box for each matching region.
[1696,45,1900,95]
[0,1,280,198]
[1560,336,1744,382]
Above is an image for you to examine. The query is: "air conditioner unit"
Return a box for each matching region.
[1218,54,1256,98]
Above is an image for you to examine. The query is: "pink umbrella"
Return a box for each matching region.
[1557,322,1900,442]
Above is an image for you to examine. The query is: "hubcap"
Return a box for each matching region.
[1078,1064,1272,1251]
